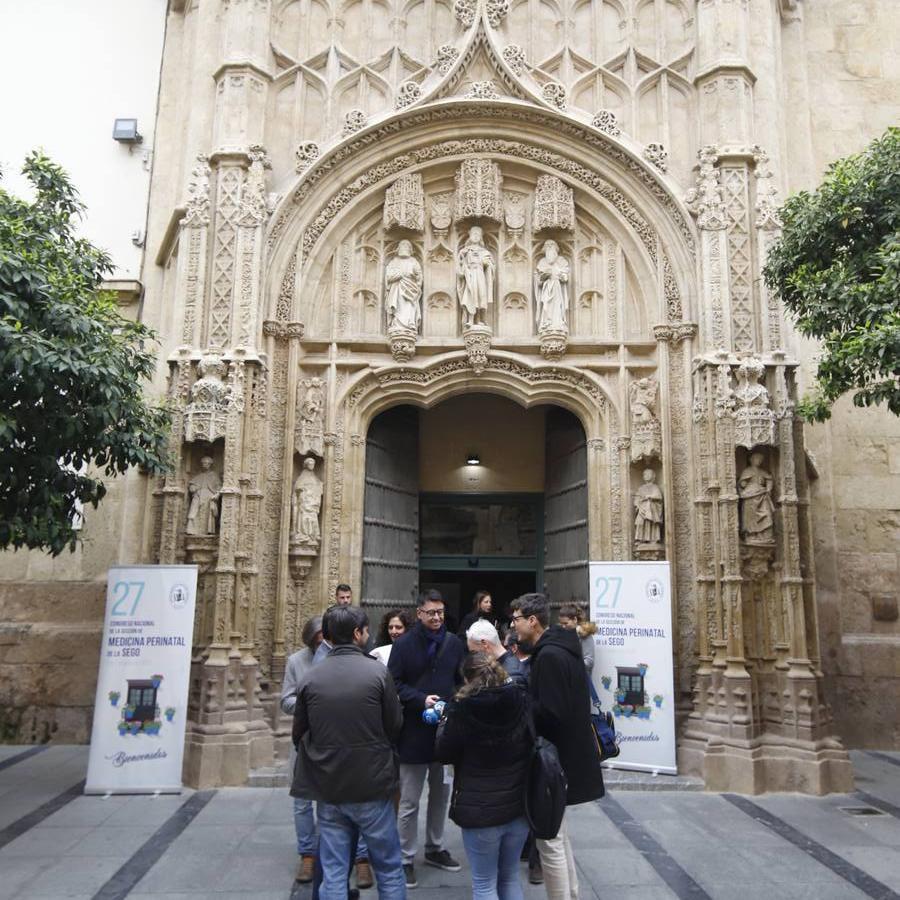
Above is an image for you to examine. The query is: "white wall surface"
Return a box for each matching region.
[0,0,167,279]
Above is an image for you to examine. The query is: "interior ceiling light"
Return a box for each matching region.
[466,453,480,466]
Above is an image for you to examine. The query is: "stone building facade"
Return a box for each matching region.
[2,0,898,791]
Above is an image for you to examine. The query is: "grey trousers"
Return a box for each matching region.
[398,761,451,864]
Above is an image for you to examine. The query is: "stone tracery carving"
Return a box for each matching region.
[436,44,460,74]
[455,158,503,221]
[485,0,510,27]
[643,142,668,172]
[291,457,324,548]
[383,173,425,232]
[533,174,574,231]
[396,81,422,109]
[629,376,662,463]
[685,146,726,231]
[457,226,495,327]
[592,110,620,137]
[502,45,526,75]
[186,456,222,536]
[295,142,320,174]
[295,376,326,458]
[734,356,775,448]
[342,109,368,136]
[239,145,271,226]
[453,0,476,27]
[467,80,500,100]
[541,81,567,110]
[184,355,231,443]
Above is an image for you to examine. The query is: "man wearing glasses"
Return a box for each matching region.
[388,590,466,888]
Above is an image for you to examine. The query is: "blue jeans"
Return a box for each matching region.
[461,816,530,900]
[294,797,318,855]
[318,798,406,900]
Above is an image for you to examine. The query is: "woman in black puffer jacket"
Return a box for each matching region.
[434,652,533,900]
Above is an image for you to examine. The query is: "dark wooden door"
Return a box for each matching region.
[361,406,420,625]
[543,408,589,608]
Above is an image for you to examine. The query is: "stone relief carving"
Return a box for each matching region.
[503,193,526,236]
[457,226,495,327]
[502,45,526,75]
[342,109,368,136]
[184,355,231,443]
[239,145,271,226]
[186,456,222,536]
[591,110,620,137]
[685,146,726,231]
[295,377,326,458]
[541,81,567,110]
[467,80,500,100]
[383,173,425,232]
[752,146,782,232]
[739,451,776,545]
[629,376,662,463]
[485,0,510,27]
[734,357,775,449]
[455,158,503,221]
[533,174,574,231]
[643,142,668,172]
[182,155,211,226]
[634,468,664,551]
[436,44,460,74]
[430,192,453,237]
[385,239,423,333]
[534,240,569,333]
[291,457,324,548]
[453,0,476,27]
[463,324,492,375]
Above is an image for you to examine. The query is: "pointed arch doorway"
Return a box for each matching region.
[360,394,589,629]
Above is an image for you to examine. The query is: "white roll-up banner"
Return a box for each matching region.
[589,561,676,774]
[85,565,198,794]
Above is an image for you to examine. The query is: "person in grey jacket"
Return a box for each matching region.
[292,605,406,900]
[281,616,323,883]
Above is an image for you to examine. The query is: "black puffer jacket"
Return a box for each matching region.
[434,683,533,829]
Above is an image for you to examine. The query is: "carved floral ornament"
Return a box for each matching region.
[453,0,509,28]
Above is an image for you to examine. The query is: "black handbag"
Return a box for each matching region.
[523,715,568,840]
[588,676,620,761]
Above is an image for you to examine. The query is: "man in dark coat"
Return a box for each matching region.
[387,590,466,888]
[292,605,406,900]
[511,592,604,900]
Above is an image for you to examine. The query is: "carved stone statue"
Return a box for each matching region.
[186,456,221,536]
[534,240,569,333]
[292,457,324,547]
[634,468,664,545]
[295,377,325,458]
[457,226,495,328]
[738,451,776,544]
[385,240,423,332]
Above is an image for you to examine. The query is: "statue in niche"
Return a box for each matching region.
[292,457,324,547]
[295,377,325,458]
[534,240,570,333]
[738,451,776,544]
[634,468,664,546]
[385,240,423,332]
[186,455,221,536]
[457,226,495,328]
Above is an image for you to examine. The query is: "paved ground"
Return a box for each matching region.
[1,746,898,900]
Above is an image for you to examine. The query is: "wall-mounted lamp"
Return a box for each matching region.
[466,452,481,466]
[112,118,142,144]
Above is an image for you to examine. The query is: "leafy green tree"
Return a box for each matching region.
[764,127,900,422]
[0,152,170,555]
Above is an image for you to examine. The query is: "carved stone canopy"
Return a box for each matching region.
[734,356,775,449]
[184,355,231,443]
[533,174,575,232]
[454,158,503,222]
[629,376,662,463]
[383,173,425,232]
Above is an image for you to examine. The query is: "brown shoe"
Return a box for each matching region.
[356,859,374,889]
[296,855,315,883]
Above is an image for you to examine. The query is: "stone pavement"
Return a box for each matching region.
[1,746,898,900]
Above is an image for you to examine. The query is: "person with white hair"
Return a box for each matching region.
[466,619,526,685]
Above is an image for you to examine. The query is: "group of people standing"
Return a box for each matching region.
[281,585,604,900]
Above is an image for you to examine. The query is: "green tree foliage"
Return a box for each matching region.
[0,152,170,555]
[764,127,900,422]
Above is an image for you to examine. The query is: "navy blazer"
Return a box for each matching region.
[387,622,466,764]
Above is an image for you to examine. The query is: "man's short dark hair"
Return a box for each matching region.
[418,589,444,607]
[335,583,352,595]
[512,593,549,627]
[322,605,368,645]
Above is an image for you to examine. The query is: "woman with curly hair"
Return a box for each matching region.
[435,652,533,900]
[371,608,413,664]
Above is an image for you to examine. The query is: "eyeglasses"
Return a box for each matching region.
[509,614,525,623]
[420,609,445,618]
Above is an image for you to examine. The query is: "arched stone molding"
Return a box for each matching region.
[321,350,627,605]
[265,101,699,330]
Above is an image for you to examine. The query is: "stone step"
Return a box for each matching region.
[248,764,705,791]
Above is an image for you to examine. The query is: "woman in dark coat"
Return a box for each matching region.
[434,653,533,900]
[457,590,500,638]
